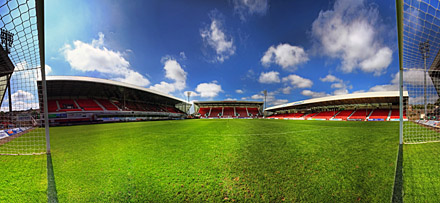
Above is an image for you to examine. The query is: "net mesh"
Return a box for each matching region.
[0,0,44,155]
[401,0,440,201]
[402,0,440,144]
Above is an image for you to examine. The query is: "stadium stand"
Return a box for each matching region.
[247,107,259,116]
[198,107,210,117]
[235,107,248,117]
[209,108,222,118]
[164,106,182,114]
[265,91,409,122]
[333,110,354,120]
[313,111,338,120]
[57,99,82,111]
[304,112,319,119]
[96,99,119,111]
[268,112,305,119]
[76,99,103,111]
[194,101,263,119]
[125,102,143,111]
[48,100,58,112]
[223,107,235,117]
[291,113,305,118]
[348,109,372,120]
[389,109,407,119]
[38,76,190,126]
[368,109,390,120]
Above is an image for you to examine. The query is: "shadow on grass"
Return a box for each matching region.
[392,144,403,203]
[47,153,58,203]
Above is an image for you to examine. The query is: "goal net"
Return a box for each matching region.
[400,0,440,144]
[0,0,46,155]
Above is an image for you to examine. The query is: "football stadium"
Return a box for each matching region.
[0,0,439,202]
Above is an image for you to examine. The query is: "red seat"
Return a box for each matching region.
[236,107,248,117]
[389,109,407,119]
[369,109,390,120]
[334,110,354,120]
[223,107,235,117]
[198,107,210,117]
[96,99,119,111]
[209,108,222,117]
[57,99,82,112]
[313,111,338,120]
[349,109,372,120]
[48,100,58,112]
[76,99,103,111]
[247,108,259,116]
[304,112,319,118]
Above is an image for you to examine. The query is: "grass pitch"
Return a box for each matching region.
[404,142,440,202]
[0,155,47,202]
[48,119,399,202]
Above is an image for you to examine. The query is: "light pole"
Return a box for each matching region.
[263,90,267,117]
[186,91,191,115]
[1,29,14,114]
[419,40,429,120]
[1,29,14,54]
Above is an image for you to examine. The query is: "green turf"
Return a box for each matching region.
[49,119,399,202]
[0,154,47,202]
[0,128,47,203]
[404,142,440,202]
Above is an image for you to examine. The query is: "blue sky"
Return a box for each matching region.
[45,0,400,107]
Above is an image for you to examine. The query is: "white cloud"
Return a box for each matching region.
[333,88,349,95]
[149,81,177,95]
[261,43,308,70]
[1,88,39,112]
[45,64,52,75]
[247,91,288,106]
[62,32,150,86]
[331,83,344,89]
[163,59,187,89]
[281,74,313,88]
[235,89,244,94]
[250,94,264,100]
[195,82,223,98]
[150,58,187,95]
[311,0,392,75]
[320,74,351,96]
[258,71,280,84]
[232,0,268,21]
[225,98,237,101]
[0,101,39,112]
[367,70,435,92]
[359,47,392,76]
[368,84,397,92]
[201,13,235,63]
[184,91,200,97]
[281,86,292,94]
[271,99,288,106]
[409,95,439,105]
[301,90,328,98]
[11,90,34,101]
[113,70,150,87]
[320,74,342,83]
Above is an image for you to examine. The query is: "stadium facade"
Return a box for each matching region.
[37,76,191,126]
[194,101,263,118]
[265,91,409,121]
